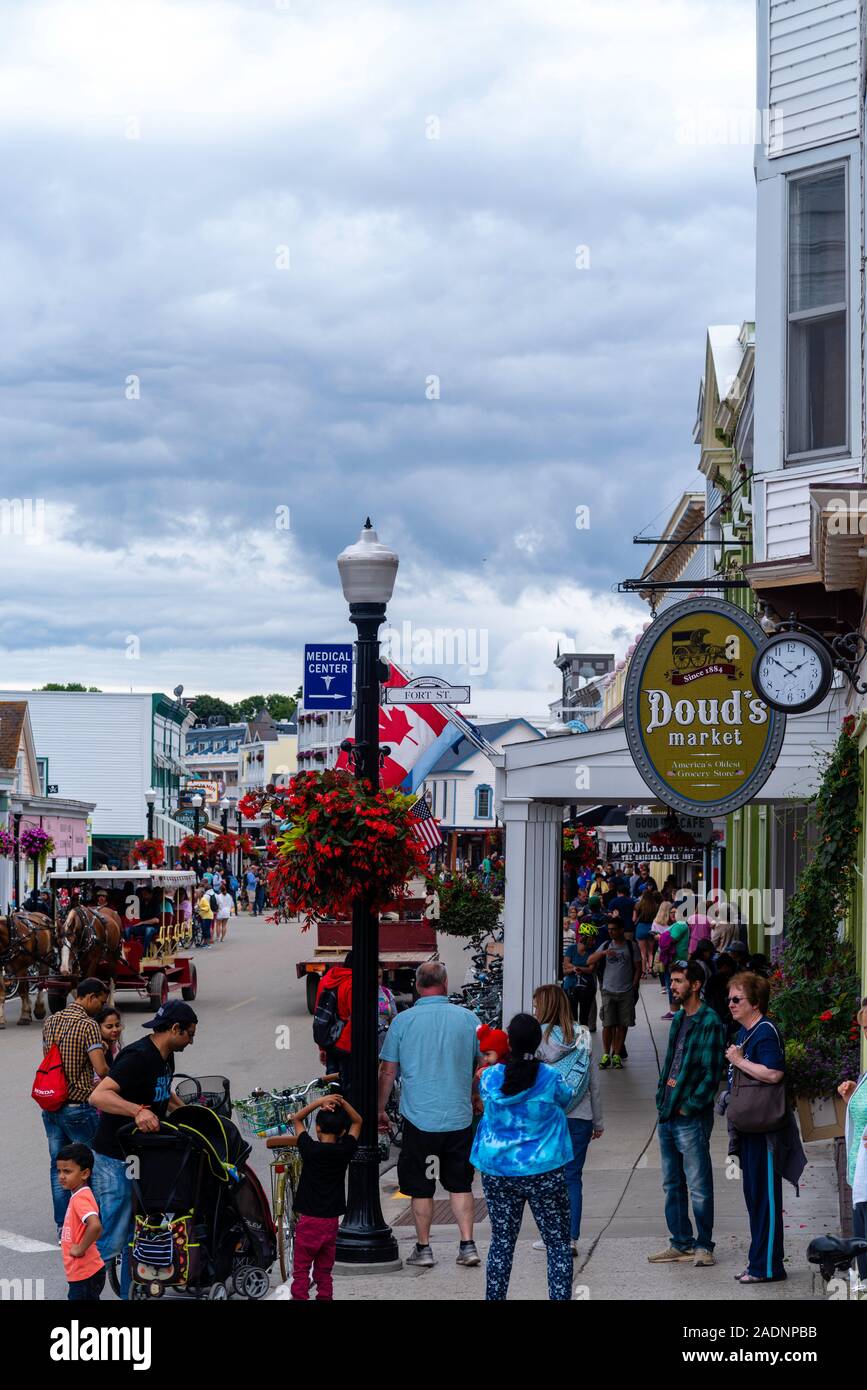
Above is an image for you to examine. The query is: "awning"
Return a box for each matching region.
[496,691,843,809]
[810,484,867,594]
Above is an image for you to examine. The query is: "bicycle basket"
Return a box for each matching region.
[234,1093,294,1137]
[173,1075,232,1118]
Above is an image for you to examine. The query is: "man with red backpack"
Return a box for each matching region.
[38,977,110,1236]
[313,951,353,1092]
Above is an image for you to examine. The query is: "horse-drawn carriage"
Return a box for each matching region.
[670,627,729,671]
[0,870,199,1025]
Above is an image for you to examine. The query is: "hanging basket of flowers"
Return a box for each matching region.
[0,828,16,857]
[561,823,597,869]
[245,770,430,927]
[133,837,166,869]
[238,833,258,856]
[437,874,502,940]
[208,832,239,861]
[178,834,209,863]
[19,826,56,868]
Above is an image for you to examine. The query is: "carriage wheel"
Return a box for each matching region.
[306,972,319,1015]
[181,963,197,1002]
[2,977,20,1001]
[673,648,690,671]
[690,649,705,667]
[148,972,169,1010]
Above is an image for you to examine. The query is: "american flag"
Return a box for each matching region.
[410,798,443,851]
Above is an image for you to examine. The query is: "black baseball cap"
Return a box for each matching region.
[142,1001,198,1031]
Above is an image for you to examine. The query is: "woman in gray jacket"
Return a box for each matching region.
[533,984,604,1255]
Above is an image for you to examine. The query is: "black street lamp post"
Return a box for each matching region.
[334,520,400,1269]
[145,787,157,840]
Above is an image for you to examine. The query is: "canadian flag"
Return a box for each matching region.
[336,664,450,789]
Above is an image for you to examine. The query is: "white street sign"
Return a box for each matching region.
[383,677,470,705]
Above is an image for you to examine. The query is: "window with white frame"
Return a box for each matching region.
[786,165,847,460]
[476,785,492,819]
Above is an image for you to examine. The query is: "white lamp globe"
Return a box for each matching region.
[337,519,399,604]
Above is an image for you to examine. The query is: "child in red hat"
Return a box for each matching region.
[472,1025,510,1127]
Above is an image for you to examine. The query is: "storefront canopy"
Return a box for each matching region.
[495,694,841,810]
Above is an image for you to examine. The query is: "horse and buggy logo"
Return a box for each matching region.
[665,626,742,686]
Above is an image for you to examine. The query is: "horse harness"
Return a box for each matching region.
[0,910,54,969]
[64,904,123,968]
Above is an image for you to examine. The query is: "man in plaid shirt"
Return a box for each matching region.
[41,977,110,1234]
[648,960,726,1270]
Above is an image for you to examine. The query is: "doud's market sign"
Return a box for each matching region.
[624,598,786,816]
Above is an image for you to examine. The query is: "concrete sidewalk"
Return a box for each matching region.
[274,979,841,1301]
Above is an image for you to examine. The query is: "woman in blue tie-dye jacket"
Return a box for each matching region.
[471,1013,573,1301]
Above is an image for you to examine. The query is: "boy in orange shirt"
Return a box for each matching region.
[57,1143,105,1300]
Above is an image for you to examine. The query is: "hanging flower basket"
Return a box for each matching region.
[178,834,209,862]
[208,832,239,861]
[437,875,502,940]
[133,837,166,869]
[0,828,16,857]
[238,833,258,856]
[244,770,430,927]
[561,823,598,869]
[19,827,56,867]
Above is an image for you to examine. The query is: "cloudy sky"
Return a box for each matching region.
[0,0,757,719]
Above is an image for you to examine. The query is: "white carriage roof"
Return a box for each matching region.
[46,870,197,887]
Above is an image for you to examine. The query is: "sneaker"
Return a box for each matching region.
[660,1011,675,1020]
[647,1245,694,1263]
[406,1244,436,1268]
[599,1054,610,1069]
[693,1249,715,1267]
[611,1055,622,1069]
[456,1241,480,1267]
[532,1239,579,1257]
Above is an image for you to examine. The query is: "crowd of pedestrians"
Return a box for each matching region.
[27,850,867,1303]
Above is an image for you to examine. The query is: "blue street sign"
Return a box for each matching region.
[303,643,354,710]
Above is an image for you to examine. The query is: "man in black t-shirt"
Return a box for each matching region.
[90,1000,198,1298]
[288,1093,361,1300]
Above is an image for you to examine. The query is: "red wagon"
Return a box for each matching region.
[43,869,200,1013]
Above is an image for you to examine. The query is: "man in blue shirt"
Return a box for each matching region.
[378,960,481,1269]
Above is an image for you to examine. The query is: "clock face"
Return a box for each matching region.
[753,636,830,711]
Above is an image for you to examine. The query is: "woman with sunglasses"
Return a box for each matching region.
[725,972,789,1284]
[838,998,867,1291]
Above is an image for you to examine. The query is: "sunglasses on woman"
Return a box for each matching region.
[728,994,744,1005]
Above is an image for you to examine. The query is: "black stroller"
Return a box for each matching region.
[118,1104,276,1300]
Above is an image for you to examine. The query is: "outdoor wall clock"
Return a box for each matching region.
[751,630,834,714]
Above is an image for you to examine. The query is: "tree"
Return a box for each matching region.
[265,692,298,721]
[189,694,237,724]
[234,695,267,722]
[37,683,101,692]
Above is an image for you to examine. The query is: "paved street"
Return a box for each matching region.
[0,919,840,1302]
[0,912,472,1301]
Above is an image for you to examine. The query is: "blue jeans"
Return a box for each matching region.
[658,1112,715,1252]
[42,1104,100,1227]
[91,1154,134,1298]
[565,1117,593,1240]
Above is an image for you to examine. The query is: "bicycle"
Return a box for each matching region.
[235,1075,340,1283]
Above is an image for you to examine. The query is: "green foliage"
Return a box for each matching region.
[37,683,101,692]
[190,694,237,723]
[436,874,502,940]
[193,693,298,724]
[771,723,862,1097]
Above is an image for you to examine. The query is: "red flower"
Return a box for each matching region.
[819,1010,833,1022]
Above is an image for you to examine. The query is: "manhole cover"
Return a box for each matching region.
[392,1198,488,1226]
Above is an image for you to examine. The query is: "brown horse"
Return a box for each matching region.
[58,904,124,1002]
[0,911,53,1027]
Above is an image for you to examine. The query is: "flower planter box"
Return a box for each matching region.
[796,1094,846,1142]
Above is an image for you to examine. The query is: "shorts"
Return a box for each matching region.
[600,989,635,1029]
[397,1119,475,1198]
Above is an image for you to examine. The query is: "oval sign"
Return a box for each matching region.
[624,598,786,816]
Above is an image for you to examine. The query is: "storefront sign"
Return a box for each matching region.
[626,813,715,846]
[623,598,785,817]
[607,839,700,863]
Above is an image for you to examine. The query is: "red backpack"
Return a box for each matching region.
[32,1043,69,1112]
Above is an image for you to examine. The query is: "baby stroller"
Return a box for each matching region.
[117,1104,276,1300]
